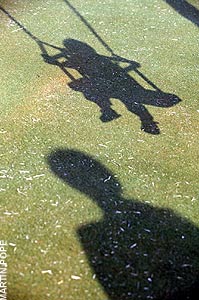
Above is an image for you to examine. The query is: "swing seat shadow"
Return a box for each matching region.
[48,149,199,300]
[43,39,181,135]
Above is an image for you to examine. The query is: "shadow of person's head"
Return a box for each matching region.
[63,38,97,59]
[48,149,121,211]
[47,148,199,299]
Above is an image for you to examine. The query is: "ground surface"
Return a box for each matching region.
[0,0,199,299]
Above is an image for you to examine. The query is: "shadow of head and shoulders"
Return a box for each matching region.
[48,149,199,300]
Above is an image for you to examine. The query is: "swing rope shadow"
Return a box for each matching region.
[164,0,199,27]
[63,0,115,56]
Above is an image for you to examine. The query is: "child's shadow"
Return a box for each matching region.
[48,149,199,300]
[43,39,181,134]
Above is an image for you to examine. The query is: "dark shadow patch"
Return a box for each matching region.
[164,0,199,27]
[0,4,182,135]
[42,39,181,135]
[48,149,199,300]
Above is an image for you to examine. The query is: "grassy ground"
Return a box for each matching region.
[0,0,199,299]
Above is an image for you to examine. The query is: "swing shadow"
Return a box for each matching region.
[47,148,199,300]
[164,0,199,27]
[43,38,181,135]
[1,4,182,134]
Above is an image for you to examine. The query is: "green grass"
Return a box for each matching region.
[1,0,199,299]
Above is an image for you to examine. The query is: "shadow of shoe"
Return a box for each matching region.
[141,121,160,135]
[100,110,121,122]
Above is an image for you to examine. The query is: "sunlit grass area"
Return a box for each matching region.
[1,0,199,299]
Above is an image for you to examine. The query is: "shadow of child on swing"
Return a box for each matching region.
[42,39,181,134]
